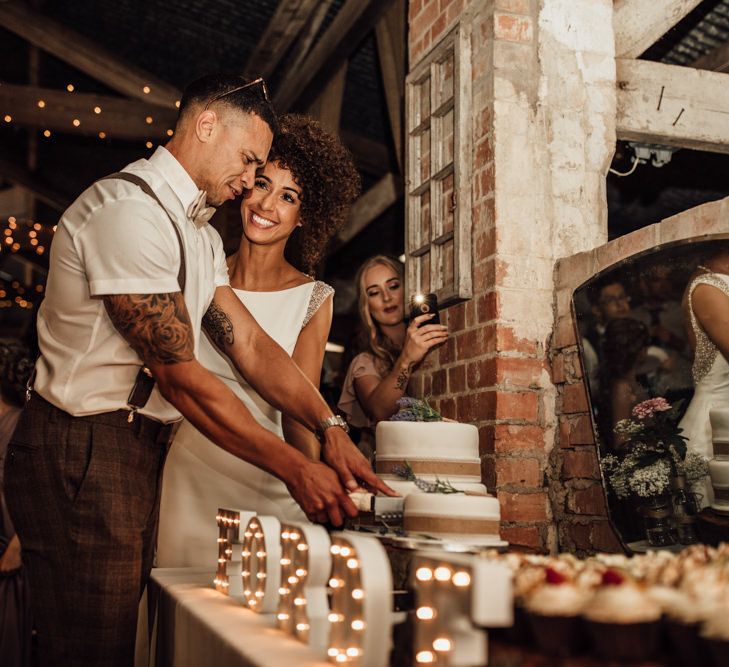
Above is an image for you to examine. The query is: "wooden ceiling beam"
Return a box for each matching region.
[616,58,729,155]
[691,41,729,73]
[0,84,177,140]
[337,172,401,245]
[340,130,392,175]
[374,0,406,171]
[0,156,70,212]
[283,0,334,78]
[307,62,348,134]
[273,0,391,111]
[0,1,181,107]
[614,0,703,59]
[243,0,322,79]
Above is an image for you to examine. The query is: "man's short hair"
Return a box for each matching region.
[177,74,278,135]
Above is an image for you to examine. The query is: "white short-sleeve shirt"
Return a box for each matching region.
[34,147,229,423]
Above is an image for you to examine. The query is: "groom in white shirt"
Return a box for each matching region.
[3,73,393,666]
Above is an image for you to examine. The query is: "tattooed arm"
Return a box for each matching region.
[202,285,396,497]
[353,313,449,423]
[102,291,362,525]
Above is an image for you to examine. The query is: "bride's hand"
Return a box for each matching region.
[321,427,399,497]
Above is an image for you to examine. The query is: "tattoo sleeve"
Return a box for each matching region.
[202,301,235,351]
[103,292,195,365]
[395,367,410,391]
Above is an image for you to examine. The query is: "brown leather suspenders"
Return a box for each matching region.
[98,172,187,418]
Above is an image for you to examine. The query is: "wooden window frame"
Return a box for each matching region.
[405,22,472,307]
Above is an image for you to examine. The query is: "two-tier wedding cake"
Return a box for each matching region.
[709,408,729,514]
[374,418,502,545]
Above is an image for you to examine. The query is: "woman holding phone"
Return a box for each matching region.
[337,255,449,459]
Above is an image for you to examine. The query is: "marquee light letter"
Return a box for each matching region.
[241,515,282,613]
[214,508,254,597]
[327,533,395,666]
[276,522,332,654]
[411,552,512,665]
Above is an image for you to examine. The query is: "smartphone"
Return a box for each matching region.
[409,293,440,327]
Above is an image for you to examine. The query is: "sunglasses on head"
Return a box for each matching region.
[203,77,271,111]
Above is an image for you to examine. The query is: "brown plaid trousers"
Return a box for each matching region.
[4,394,174,666]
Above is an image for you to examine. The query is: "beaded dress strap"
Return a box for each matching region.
[302,281,334,328]
[687,272,729,384]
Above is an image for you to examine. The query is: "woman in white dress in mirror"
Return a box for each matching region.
[156,114,361,567]
[679,242,729,507]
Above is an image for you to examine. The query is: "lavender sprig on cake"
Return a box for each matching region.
[392,460,463,494]
[390,397,443,422]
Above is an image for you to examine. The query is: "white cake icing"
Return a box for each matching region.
[710,408,729,455]
[375,420,502,543]
[375,421,482,484]
[403,493,502,545]
[709,458,729,514]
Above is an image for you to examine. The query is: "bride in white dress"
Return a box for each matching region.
[678,245,729,508]
[156,114,361,567]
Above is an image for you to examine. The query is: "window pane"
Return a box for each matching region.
[420,252,431,294]
[420,189,431,245]
[442,238,455,289]
[435,53,454,107]
[438,172,455,235]
[435,108,454,172]
[419,128,431,185]
[412,77,431,130]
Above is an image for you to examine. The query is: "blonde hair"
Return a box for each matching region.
[355,255,404,374]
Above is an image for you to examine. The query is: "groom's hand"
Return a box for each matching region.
[321,428,399,497]
[286,460,358,526]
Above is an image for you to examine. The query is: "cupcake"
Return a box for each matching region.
[701,615,729,667]
[648,586,709,667]
[524,567,590,656]
[582,570,662,661]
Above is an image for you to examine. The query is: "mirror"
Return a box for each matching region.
[573,239,727,552]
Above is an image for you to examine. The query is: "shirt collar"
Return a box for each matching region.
[148,146,201,214]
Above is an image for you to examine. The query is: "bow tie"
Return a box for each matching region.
[186,190,216,227]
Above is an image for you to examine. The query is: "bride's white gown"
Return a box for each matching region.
[156,281,333,567]
[678,272,729,508]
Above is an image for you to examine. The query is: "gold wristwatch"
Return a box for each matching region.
[315,414,349,441]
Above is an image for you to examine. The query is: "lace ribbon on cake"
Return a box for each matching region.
[687,273,729,384]
[302,281,334,328]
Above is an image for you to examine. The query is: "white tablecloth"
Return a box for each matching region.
[147,568,330,667]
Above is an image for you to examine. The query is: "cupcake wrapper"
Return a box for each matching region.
[703,636,729,667]
[586,619,660,661]
[527,612,586,657]
[665,619,709,667]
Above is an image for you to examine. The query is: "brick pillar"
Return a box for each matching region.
[408,0,616,552]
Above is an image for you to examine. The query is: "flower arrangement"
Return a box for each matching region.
[602,398,709,499]
[391,461,463,494]
[389,397,443,422]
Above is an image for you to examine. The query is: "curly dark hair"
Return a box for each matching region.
[268,114,361,273]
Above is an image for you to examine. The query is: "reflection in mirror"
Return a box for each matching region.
[573,240,729,552]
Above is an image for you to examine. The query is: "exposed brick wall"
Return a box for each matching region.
[551,199,729,555]
[407,0,616,553]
